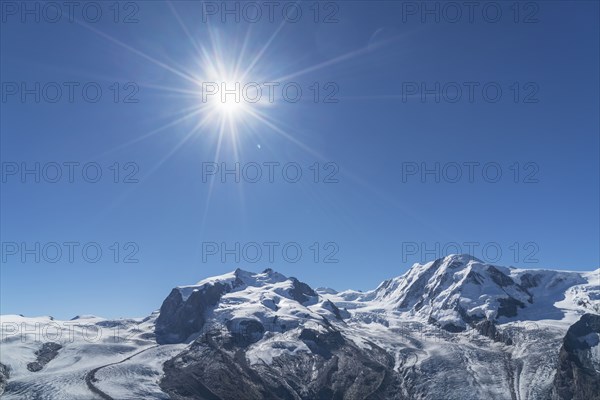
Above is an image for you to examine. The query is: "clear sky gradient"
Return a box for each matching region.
[1,1,599,319]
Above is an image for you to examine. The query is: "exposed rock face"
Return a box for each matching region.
[160,325,400,400]
[26,342,62,372]
[321,299,345,321]
[497,297,526,319]
[551,313,600,400]
[226,319,265,347]
[519,272,543,290]
[475,320,513,345]
[155,282,231,344]
[287,278,317,304]
[0,363,9,395]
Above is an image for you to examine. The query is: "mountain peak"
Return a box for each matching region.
[157,268,333,344]
[418,253,484,271]
[441,253,483,265]
[179,268,289,294]
[361,255,592,332]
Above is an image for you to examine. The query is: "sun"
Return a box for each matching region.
[193,48,268,133]
[216,99,245,116]
[201,79,253,126]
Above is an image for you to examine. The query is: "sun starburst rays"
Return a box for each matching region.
[75,1,398,231]
[79,1,379,164]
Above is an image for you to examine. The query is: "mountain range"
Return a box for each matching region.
[1,254,598,399]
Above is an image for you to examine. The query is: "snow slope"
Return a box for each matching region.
[0,313,183,399]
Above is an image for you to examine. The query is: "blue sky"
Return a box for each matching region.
[1,1,599,319]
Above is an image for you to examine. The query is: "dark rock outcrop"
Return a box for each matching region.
[487,266,515,287]
[26,342,62,372]
[520,272,542,289]
[226,319,265,347]
[475,320,513,345]
[322,299,346,321]
[0,363,9,395]
[551,313,600,400]
[288,278,317,304]
[160,326,401,400]
[497,297,526,319]
[155,282,231,344]
[298,328,344,358]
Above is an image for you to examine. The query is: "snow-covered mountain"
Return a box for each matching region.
[1,255,598,399]
[155,268,343,346]
[325,255,598,331]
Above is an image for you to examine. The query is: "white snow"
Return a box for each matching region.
[0,313,161,399]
